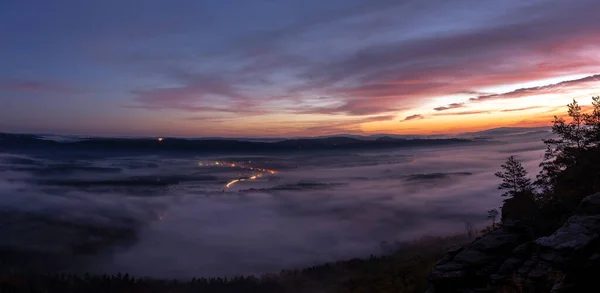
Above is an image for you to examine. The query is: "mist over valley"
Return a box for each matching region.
[0,128,551,278]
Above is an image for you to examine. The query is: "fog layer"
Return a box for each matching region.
[0,129,550,278]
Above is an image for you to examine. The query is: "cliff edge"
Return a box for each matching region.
[426,193,600,293]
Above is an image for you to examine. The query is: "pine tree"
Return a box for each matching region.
[584,96,600,146]
[495,156,532,197]
[544,99,586,156]
[536,99,588,193]
[567,99,585,150]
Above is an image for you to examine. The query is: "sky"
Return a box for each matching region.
[1,0,600,137]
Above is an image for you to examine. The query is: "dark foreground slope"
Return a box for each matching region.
[426,192,600,293]
[0,133,472,155]
[0,235,467,293]
[425,99,600,293]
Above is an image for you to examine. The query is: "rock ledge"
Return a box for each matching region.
[426,192,600,293]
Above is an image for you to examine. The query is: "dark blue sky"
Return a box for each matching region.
[1,0,600,137]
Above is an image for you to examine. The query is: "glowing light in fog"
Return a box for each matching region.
[226,179,240,188]
[198,160,277,188]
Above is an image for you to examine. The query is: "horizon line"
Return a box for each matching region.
[1,126,552,140]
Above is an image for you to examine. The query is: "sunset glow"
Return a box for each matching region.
[7,1,600,286]
[1,1,599,137]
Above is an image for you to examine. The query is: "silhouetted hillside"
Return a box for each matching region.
[0,133,472,154]
[0,235,467,293]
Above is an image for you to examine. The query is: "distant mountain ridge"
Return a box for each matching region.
[457,126,551,137]
[0,132,472,154]
[2,126,550,142]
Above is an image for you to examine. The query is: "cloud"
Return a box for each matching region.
[434,103,465,111]
[227,0,410,55]
[297,115,396,135]
[130,72,256,113]
[433,110,491,116]
[500,106,542,112]
[88,0,600,132]
[0,79,76,94]
[398,3,592,71]
[102,0,600,124]
[428,106,541,117]
[281,0,600,117]
[402,114,424,121]
[4,0,600,136]
[470,74,600,102]
[296,99,404,116]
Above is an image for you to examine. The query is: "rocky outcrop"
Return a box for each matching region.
[426,193,600,293]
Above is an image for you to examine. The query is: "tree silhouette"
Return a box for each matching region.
[537,99,588,193]
[495,156,532,197]
[584,96,600,146]
[487,209,499,228]
[464,222,474,239]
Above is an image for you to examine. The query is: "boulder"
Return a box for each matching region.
[578,192,600,215]
[501,194,536,225]
[426,192,600,293]
[428,228,528,292]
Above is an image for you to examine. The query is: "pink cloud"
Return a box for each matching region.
[118,0,600,131]
[284,3,600,117]
[130,74,260,114]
